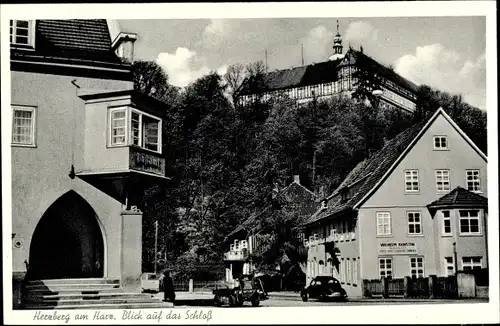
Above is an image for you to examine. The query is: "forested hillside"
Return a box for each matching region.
[133,60,488,280]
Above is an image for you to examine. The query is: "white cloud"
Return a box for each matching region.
[156,47,228,88]
[394,44,486,110]
[200,19,233,49]
[345,21,378,43]
[300,25,333,64]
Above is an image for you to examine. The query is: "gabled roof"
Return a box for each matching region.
[11,20,125,66]
[304,107,487,226]
[225,181,316,241]
[427,186,488,213]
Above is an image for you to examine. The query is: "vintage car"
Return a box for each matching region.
[140,272,162,293]
[300,276,347,302]
[213,275,268,307]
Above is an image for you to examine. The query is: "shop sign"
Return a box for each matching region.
[378,242,417,255]
[130,149,165,176]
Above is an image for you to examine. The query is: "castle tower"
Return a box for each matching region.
[328,20,344,61]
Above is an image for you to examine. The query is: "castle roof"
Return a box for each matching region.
[238,49,418,96]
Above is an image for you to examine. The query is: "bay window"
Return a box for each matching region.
[108,107,162,153]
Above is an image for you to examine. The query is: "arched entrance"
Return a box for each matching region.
[28,191,104,280]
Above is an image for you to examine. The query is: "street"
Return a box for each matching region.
[170,293,488,308]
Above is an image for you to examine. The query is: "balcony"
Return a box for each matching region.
[224,249,249,261]
[76,89,170,206]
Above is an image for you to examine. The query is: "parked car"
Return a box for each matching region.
[141,272,161,293]
[300,276,347,302]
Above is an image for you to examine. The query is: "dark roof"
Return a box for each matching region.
[239,58,343,95]
[238,48,418,96]
[427,187,488,211]
[225,181,316,241]
[304,120,426,226]
[11,20,125,66]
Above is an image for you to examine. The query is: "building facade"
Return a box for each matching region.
[224,176,317,283]
[238,23,418,113]
[10,19,168,296]
[302,108,488,298]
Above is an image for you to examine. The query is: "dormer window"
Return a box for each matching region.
[340,187,350,202]
[10,20,35,49]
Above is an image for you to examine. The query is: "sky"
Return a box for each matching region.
[118,16,486,110]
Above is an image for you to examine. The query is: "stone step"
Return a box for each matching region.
[25,292,154,302]
[24,297,164,307]
[24,288,124,296]
[26,278,120,286]
[25,284,121,291]
[24,301,174,310]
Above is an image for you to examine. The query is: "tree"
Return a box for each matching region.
[224,63,246,106]
[132,60,181,107]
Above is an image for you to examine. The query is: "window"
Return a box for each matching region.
[379,258,392,278]
[376,212,391,236]
[466,170,481,192]
[433,136,448,150]
[445,257,455,277]
[353,259,358,284]
[108,107,162,153]
[442,210,452,235]
[410,257,424,278]
[435,170,451,192]
[407,212,422,234]
[462,257,482,271]
[459,210,480,234]
[110,108,127,145]
[405,170,419,192]
[12,105,36,146]
[10,20,35,47]
[346,259,352,283]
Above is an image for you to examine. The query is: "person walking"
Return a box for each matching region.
[162,270,176,305]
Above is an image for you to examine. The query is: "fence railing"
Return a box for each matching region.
[387,278,405,297]
[193,280,226,292]
[435,276,458,299]
[363,279,383,297]
[363,275,466,299]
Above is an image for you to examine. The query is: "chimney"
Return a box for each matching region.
[112,32,138,63]
[293,175,300,184]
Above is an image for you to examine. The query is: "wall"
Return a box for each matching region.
[11,70,133,280]
[359,113,487,280]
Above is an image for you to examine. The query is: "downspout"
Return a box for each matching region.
[69,79,80,179]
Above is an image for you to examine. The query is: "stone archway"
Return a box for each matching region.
[27,191,104,280]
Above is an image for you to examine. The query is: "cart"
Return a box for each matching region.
[213,276,267,307]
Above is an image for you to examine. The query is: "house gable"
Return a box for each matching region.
[361,109,488,208]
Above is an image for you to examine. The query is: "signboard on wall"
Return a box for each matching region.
[130,148,166,176]
[378,242,417,255]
